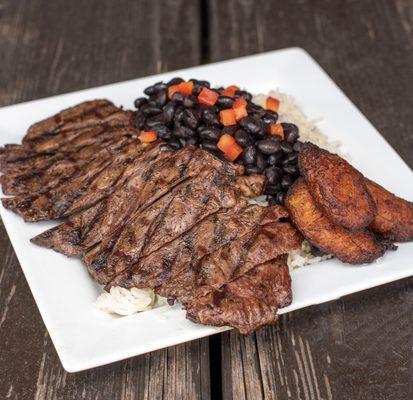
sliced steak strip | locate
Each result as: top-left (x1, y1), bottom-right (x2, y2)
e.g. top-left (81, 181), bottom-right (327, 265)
top-left (186, 257), bottom-right (291, 334)
top-left (1, 136), bottom-right (129, 195)
top-left (85, 168), bottom-right (262, 285)
top-left (108, 204), bottom-right (301, 333)
top-left (2, 139), bottom-right (146, 221)
top-left (0, 111), bottom-right (134, 167)
top-left (23, 99), bottom-right (118, 142)
top-left (31, 146), bottom-right (197, 255)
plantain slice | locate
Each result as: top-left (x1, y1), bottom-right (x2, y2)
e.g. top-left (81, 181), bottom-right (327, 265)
top-left (285, 178), bottom-right (385, 264)
top-left (298, 143), bottom-right (376, 231)
top-left (366, 179), bottom-right (413, 242)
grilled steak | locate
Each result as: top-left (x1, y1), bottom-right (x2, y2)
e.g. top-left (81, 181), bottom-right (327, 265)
top-left (1, 136), bottom-right (130, 195)
top-left (31, 146), bottom-right (198, 254)
top-left (2, 138), bottom-right (146, 221)
top-left (23, 99), bottom-right (119, 143)
top-left (0, 113), bottom-right (134, 169)
top-left (108, 204), bottom-right (302, 333)
top-left (1, 100), bottom-right (305, 333)
top-left (186, 257), bottom-right (292, 334)
top-left (84, 169), bottom-right (264, 285)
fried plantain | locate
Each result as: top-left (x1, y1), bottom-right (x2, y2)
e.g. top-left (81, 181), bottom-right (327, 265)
top-left (365, 179), bottom-right (413, 241)
top-left (285, 178), bottom-right (385, 264)
top-left (298, 143), bottom-right (376, 231)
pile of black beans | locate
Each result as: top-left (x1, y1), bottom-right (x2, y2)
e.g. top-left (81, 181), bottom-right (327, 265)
top-left (133, 77), bottom-right (302, 205)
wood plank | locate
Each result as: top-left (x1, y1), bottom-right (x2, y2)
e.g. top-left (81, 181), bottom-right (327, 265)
top-left (0, 1), bottom-right (210, 399)
top-left (208, 0), bottom-right (413, 398)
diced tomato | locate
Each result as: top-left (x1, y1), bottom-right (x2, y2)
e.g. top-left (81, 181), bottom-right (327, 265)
top-left (167, 81), bottom-right (195, 98)
top-left (140, 130), bottom-right (158, 143)
top-left (217, 134), bottom-right (243, 161)
top-left (178, 81), bottom-right (195, 95)
top-left (233, 97), bottom-right (248, 121)
top-left (198, 87), bottom-right (219, 106)
top-left (269, 123), bottom-right (284, 139)
top-left (168, 84), bottom-right (181, 99)
top-left (220, 85), bottom-right (240, 98)
top-left (266, 96), bottom-right (280, 112)
top-left (220, 109), bottom-right (237, 126)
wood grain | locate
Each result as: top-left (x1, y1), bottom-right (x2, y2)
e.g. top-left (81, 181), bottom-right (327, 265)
top-left (207, 0), bottom-right (413, 399)
top-left (0, 1), bottom-right (210, 400)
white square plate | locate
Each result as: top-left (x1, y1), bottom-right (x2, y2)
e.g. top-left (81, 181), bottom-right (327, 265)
top-left (1, 48), bottom-right (412, 372)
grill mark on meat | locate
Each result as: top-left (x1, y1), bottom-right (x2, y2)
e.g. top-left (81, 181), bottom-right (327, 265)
top-left (23, 99), bottom-right (118, 142)
top-left (0, 113), bottom-right (135, 168)
top-left (2, 139), bottom-right (144, 221)
top-left (31, 146), bottom-right (197, 254)
top-left (1, 137), bottom-right (130, 195)
top-left (82, 154), bottom-right (251, 284)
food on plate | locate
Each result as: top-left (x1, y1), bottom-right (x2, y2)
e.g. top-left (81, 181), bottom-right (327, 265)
top-left (107, 204), bottom-right (302, 334)
top-left (298, 142), bottom-right (376, 231)
top-left (1, 76), bottom-right (413, 333)
top-left (365, 179), bottom-right (413, 241)
top-left (285, 178), bottom-right (385, 264)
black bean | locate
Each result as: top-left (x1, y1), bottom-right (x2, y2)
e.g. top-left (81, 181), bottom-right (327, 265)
top-left (183, 109), bottom-right (199, 129)
top-left (283, 164), bottom-right (299, 175)
top-left (268, 197), bottom-right (278, 206)
top-left (222, 126), bottom-right (237, 136)
top-left (201, 140), bottom-right (219, 154)
top-left (154, 125), bottom-right (172, 140)
top-left (257, 139), bottom-right (281, 155)
top-left (141, 105), bottom-right (162, 117)
top-left (245, 166), bottom-right (262, 175)
top-left (166, 77), bottom-right (184, 87)
top-left (192, 85), bottom-right (203, 97)
top-left (199, 127), bottom-right (221, 141)
top-left (171, 92), bottom-right (185, 103)
top-left (234, 129), bottom-right (251, 148)
top-left (173, 106), bottom-right (185, 124)
top-left (247, 103), bottom-right (263, 113)
top-left (281, 174), bottom-right (294, 189)
top-left (262, 112), bottom-right (278, 125)
top-left (240, 116), bottom-right (262, 135)
top-left (235, 90), bottom-right (253, 101)
top-left (256, 152), bottom-right (267, 170)
top-left (185, 137), bottom-right (199, 146)
top-left (133, 111), bottom-right (146, 129)
top-left (167, 138), bottom-right (182, 149)
top-left (281, 123), bottom-right (299, 143)
top-left (134, 97), bottom-right (147, 109)
top-left (216, 96), bottom-right (235, 109)
top-left (145, 114), bottom-right (165, 128)
top-left (198, 80), bottom-right (210, 88)
top-left (265, 184), bottom-right (282, 195)
top-left (242, 145), bottom-right (257, 165)
top-left (280, 141), bottom-right (294, 154)
top-left (293, 141), bottom-right (304, 152)
top-left (264, 167), bottom-right (283, 185)
top-left (275, 191), bottom-right (286, 205)
top-left (202, 108), bottom-right (220, 126)
top-left (265, 109), bottom-right (278, 117)
top-left (173, 126), bottom-right (195, 139)
top-left (183, 94), bottom-right (197, 108)
top-left (144, 85), bottom-right (158, 96)
top-left (268, 151), bottom-right (283, 166)
top-left (154, 90), bottom-right (167, 108)
top-left (154, 82), bottom-right (167, 91)
top-left (282, 153), bottom-right (298, 165)
top-left (162, 102), bottom-right (175, 124)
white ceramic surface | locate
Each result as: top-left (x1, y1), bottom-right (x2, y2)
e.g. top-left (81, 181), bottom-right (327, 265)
top-left (0, 48), bottom-right (412, 372)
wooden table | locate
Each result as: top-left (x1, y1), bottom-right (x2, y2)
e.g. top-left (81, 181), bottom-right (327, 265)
top-left (0, 1), bottom-right (412, 399)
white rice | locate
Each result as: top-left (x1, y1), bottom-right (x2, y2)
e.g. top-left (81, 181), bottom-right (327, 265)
top-left (97, 90), bottom-right (338, 316)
